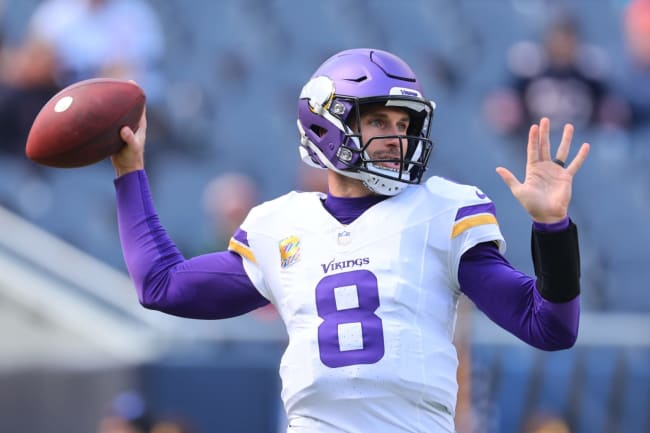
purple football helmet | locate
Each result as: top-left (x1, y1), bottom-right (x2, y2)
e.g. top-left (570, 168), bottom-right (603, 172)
top-left (297, 48), bottom-right (435, 195)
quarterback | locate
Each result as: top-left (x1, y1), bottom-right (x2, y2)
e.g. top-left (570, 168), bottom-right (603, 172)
top-left (112, 49), bottom-right (589, 433)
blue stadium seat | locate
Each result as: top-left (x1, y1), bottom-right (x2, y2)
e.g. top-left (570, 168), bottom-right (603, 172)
top-left (492, 346), bottom-right (536, 433)
top-left (618, 348), bottom-right (650, 433)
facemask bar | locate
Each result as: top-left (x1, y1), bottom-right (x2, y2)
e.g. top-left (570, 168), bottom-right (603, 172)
top-left (334, 95), bottom-right (434, 184)
top-left (338, 134), bottom-right (432, 184)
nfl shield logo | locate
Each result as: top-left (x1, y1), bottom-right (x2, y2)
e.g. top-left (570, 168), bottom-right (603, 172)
top-left (337, 230), bottom-right (351, 246)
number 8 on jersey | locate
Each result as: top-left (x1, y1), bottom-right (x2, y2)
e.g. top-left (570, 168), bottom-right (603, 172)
top-left (315, 269), bottom-right (385, 368)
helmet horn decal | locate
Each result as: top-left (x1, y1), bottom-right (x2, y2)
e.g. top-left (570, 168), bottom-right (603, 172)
top-left (300, 76), bottom-right (335, 114)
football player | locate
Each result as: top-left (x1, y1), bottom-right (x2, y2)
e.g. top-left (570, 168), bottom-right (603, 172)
top-left (113, 48), bottom-right (589, 433)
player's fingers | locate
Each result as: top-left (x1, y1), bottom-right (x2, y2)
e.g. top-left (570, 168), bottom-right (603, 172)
top-left (554, 123), bottom-right (574, 165)
top-left (566, 142), bottom-right (590, 176)
top-left (539, 117), bottom-right (551, 161)
top-left (138, 106), bottom-right (147, 131)
top-left (120, 126), bottom-right (135, 144)
top-left (496, 166), bottom-right (521, 190)
top-left (526, 123), bottom-right (540, 165)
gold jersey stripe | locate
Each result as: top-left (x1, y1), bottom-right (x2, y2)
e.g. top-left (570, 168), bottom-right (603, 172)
top-left (452, 214), bottom-right (498, 238)
top-left (228, 238), bottom-right (257, 264)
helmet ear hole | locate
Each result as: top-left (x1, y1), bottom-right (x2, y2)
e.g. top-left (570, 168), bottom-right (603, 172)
top-left (310, 125), bottom-right (327, 138)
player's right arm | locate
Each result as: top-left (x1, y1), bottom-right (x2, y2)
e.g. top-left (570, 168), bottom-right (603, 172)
top-left (114, 169), bottom-right (269, 319)
top-left (113, 107), bottom-right (268, 318)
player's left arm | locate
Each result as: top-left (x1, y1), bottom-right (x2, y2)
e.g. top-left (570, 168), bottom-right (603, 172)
top-left (462, 118), bottom-right (588, 350)
top-left (460, 238), bottom-right (579, 351)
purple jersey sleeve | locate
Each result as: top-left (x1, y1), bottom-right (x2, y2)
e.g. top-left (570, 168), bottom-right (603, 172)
top-left (532, 216), bottom-right (570, 232)
top-left (114, 170), bottom-right (268, 319)
top-left (459, 242), bottom-right (579, 350)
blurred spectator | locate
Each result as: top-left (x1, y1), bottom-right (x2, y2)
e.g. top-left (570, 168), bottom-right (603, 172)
top-left (150, 420), bottom-right (196, 433)
top-left (200, 171), bottom-right (259, 251)
top-left (0, 10), bottom-right (60, 219)
top-left (0, 30), bottom-right (61, 156)
top-left (201, 171), bottom-right (281, 323)
top-left (0, 0), bottom-right (166, 157)
top-left (25, 0), bottom-right (165, 102)
top-left (98, 390), bottom-right (155, 433)
top-left (202, 170), bottom-right (282, 322)
top-left (521, 412), bottom-right (571, 433)
top-left (483, 15), bottom-right (628, 142)
top-left (613, 0), bottom-right (650, 133)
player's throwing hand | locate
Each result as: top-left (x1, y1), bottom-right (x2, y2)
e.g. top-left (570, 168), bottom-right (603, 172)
top-left (111, 108), bottom-right (148, 178)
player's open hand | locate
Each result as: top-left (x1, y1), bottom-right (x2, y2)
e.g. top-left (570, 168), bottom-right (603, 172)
top-left (111, 107), bottom-right (147, 178)
top-left (495, 117), bottom-right (590, 223)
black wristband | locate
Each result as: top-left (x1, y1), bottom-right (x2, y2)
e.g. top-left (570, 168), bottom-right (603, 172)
top-left (531, 221), bottom-right (581, 303)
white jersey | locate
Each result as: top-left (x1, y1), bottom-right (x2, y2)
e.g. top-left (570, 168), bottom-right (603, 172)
top-left (228, 176), bottom-right (505, 433)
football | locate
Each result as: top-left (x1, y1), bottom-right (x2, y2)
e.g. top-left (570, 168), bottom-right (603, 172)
top-left (25, 78), bottom-right (146, 168)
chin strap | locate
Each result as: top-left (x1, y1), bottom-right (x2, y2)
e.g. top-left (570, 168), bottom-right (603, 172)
top-left (531, 221), bottom-right (581, 303)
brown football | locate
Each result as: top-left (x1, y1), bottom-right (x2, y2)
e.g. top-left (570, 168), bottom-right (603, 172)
top-left (25, 78), bottom-right (146, 168)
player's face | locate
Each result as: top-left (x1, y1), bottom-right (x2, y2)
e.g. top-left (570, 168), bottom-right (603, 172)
top-left (357, 106), bottom-right (410, 171)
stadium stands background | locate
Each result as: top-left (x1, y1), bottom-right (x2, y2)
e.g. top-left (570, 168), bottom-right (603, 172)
top-left (1, 1), bottom-right (649, 432)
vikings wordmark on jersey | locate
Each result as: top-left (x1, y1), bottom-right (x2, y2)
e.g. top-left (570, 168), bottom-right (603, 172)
top-left (228, 176), bottom-right (505, 433)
